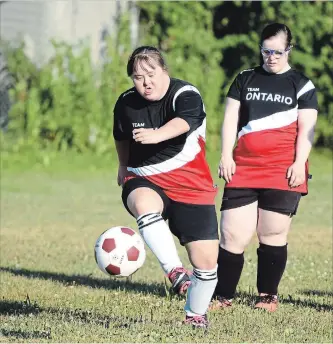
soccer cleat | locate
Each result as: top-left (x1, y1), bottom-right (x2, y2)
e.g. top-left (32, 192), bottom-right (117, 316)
top-left (167, 267), bottom-right (191, 295)
top-left (183, 314), bottom-right (209, 329)
top-left (254, 294), bottom-right (278, 312)
top-left (209, 296), bottom-right (233, 310)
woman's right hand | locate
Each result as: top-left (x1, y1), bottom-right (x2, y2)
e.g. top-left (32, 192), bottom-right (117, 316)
top-left (117, 165), bottom-right (131, 186)
top-left (218, 155), bottom-right (236, 183)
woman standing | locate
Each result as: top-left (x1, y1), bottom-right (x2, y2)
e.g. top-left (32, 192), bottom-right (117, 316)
top-left (212, 23), bottom-right (318, 312)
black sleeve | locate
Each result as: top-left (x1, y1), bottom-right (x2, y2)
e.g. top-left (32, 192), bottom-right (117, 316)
top-left (173, 91), bottom-right (205, 131)
top-left (298, 80), bottom-right (318, 110)
top-left (227, 73), bottom-right (243, 101)
top-left (113, 97), bottom-right (130, 141)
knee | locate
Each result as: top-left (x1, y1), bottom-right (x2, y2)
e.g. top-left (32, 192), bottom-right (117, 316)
top-left (127, 192), bottom-right (163, 218)
top-left (221, 230), bottom-right (250, 254)
top-left (129, 199), bottom-right (155, 218)
top-left (190, 245), bottom-right (218, 270)
top-left (194, 258), bottom-right (218, 270)
top-left (257, 211), bottom-right (291, 246)
top-left (257, 231), bottom-right (288, 246)
top-left (257, 224), bottom-right (289, 246)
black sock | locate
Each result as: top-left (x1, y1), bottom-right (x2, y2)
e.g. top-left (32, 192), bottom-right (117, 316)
top-left (257, 243), bottom-right (287, 295)
top-left (214, 247), bottom-right (244, 300)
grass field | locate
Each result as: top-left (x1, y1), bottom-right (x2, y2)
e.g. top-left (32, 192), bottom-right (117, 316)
top-left (1, 149), bottom-right (332, 343)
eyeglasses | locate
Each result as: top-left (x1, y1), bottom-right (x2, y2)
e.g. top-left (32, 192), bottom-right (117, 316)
top-left (260, 45), bottom-right (292, 58)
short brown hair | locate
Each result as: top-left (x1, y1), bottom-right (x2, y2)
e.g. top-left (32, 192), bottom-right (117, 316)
top-left (127, 46), bottom-right (168, 77)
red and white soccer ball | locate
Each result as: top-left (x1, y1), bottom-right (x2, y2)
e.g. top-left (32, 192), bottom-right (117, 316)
top-left (94, 226), bottom-right (146, 277)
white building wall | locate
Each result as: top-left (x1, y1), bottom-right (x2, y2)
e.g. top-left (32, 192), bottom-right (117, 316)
top-left (0, 1), bottom-right (49, 64)
top-left (0, 0), bottom-right (131, 65)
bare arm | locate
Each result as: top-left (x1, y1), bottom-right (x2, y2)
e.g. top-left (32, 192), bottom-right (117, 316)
top-left (156, 117), bottom-right (190, 141)
top-left (221, 98), bottom-right (241, 158)
top-left (133, 118), bottom-right (190, 144)
top-left (219, 98), bottom-right (240, 182)
top-left (295, 109), bottom-right (318, 164)
top-left (287, 108), bottom-right (318, 187)
top-left (115, 140), bottom-right (131, 186)
top-left (115, 139), bottom-right (130, 166)
top-left (133, 90), bottom-right (203, 144)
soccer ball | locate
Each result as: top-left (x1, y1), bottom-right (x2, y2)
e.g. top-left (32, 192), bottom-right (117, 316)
top-left (94, 226), bottom-right (146, 277)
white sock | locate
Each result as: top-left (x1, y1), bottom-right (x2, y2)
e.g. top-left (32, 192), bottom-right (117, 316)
top-left (184, 266), bottom-right (218, 316)
top-left (137, 212), bottom-right (183, 274)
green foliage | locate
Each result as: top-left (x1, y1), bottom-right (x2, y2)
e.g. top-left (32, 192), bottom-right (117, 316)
top-left (138, 1), bottom-right (225, 149)
top-left (1, 16), bottom-right (133, 156)
top-left (1, 2), bottom-right (332, 155)
top-left (1, 40), bottom-right (39, 82)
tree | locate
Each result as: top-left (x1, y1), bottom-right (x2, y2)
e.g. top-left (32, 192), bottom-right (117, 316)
top-left (137, 1), bottom-right (225, 149)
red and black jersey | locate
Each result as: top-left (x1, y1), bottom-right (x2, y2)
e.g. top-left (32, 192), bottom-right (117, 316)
top-left (113, 78), bottom-right (217, 205)
top-left (226, 66), bottom-right (318, 194)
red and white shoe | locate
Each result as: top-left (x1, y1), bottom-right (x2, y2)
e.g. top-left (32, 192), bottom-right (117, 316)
top-left (183, 314), bottom-right (209, 329)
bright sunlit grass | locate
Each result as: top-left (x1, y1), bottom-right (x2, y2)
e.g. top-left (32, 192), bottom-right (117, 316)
top-left (0, 149), bottom-right (332, 342)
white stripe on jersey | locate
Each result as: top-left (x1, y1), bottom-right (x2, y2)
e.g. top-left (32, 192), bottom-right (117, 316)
top-left (297, 80), bottom-right (315, 99)
top-left (128, 119), bottom-right (206, 176)
top-left (240, 68), bottom-right (254, 74)
top-left (172, 85), bottom-right (206, 112)
top-left (238, 106), bottom-right (298, 138)
top-left (122, 90), bottom-right (135, 98)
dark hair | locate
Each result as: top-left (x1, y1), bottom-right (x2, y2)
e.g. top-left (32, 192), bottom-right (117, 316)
top-left (260, 23), bottom-right (292, 47)
top-left (127, 46), bottom-right (168, 77)
top-left (259, 23), bottom-right (293, 64)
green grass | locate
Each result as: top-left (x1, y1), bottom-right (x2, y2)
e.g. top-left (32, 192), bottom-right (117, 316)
top-left (0, 149), bottom-right (332, 343)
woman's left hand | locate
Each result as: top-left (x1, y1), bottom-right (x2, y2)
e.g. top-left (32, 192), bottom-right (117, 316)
top-left (133, 128), bottom-right (161, 144)
top-left (287, 162), bottom-right (306, 188)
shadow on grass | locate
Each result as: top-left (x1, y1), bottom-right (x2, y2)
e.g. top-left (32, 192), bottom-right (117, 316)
top-left (0, 300), bottom-right (51, 340)
top-left (0, 266), bottom-right (167, 297)
top-left (0, 329), bottom-right (51, 340)
top-left (300, 289), bottom-right (333, 297)
top-left (235, 291), bottom-right (333, 312)
top-left (0, 299), bottom-right (41, 316)
top-left (0, 298), bottom-right (174, 339)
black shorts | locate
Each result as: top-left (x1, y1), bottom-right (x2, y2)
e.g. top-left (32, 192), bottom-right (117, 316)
top-left (220, 188), bottom-right (302, 216)
top-left (122, 178), bottom-right (218, 246)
